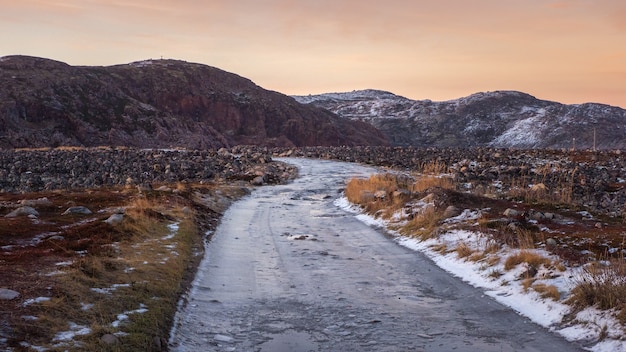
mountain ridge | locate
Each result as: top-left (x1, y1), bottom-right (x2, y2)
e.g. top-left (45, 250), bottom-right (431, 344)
top-left (0, 56), bottom-right (388, 149)
top-left (293, 89), bottom-right (626, 149)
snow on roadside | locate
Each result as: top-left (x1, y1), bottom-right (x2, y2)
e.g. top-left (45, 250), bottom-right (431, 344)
top-left (335, 196), bottom-right (626, 352)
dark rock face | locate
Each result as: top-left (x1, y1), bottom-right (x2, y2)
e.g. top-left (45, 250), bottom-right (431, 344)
top-left (293, 90), bottom-right (626, 150)
top-left (0, 56), bottom-right (388, 149)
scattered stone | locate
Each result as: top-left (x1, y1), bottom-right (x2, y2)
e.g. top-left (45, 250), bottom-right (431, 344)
top-left (101, 334), bottom-right (119, 345)
top-left (20, 198), bottom-right (52, 207)
top-left (153, 336), bottom-right (168, 350)
top-left (0, 288), bottom-right (20, 300)
top-left (546, 238), bottom-right (557, 247)
top-left (250, 176), bottom-right (264, 186)
top-left (443, 205), bottom-right (462, 218)
top-left (595, 222), bottom-right (603, 229)
top-left (523, 265), bottom-right (538, 278)
top-left (62, 206), bottom-right (92, 215)
top-left (503, 208), bottom-right (521, 218)
top-left (5, 206), bottom-right (39, 218)
top-left (105, 213), bottom-right (124, 225)
top-left (374, 190), bottom-right (387, 199)
top-left (392, 189), bottom-right (411, 199)
top-left (528, 210), bottom-right (546, 221)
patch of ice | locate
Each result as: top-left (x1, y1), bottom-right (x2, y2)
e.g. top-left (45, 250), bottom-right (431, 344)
top-left (91, 283), bottom-right (130, 294)
top-left (112, 304), bottom-right (148, 328)
top-left (53, 322), bottom-right (91, 341)
top-left (443, 209), bottom-right (481, 224)
top-left (23, 297), bottom-right (51, 306)
top-left (163, 222), bottom-right (180, 240)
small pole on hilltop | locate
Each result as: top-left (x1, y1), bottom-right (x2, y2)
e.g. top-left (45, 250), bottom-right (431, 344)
top-left (593, 127), bottom-right (597, 151)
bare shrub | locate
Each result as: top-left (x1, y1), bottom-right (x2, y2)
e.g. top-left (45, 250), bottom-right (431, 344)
top-left (567, 259), bottom-right (626, 314)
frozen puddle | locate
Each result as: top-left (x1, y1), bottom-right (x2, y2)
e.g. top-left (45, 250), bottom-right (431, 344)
top-left (259, 331), bottom-right (318, 352)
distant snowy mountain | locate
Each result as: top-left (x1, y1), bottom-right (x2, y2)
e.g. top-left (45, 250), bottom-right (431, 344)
top-left (293, 90), bottom-right (626, 149)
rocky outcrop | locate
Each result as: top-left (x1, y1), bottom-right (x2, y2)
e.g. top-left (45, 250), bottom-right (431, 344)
top-left (0, 56), bottom-right (388, 149)
top-left (293, 90), bottom-right (626, 150)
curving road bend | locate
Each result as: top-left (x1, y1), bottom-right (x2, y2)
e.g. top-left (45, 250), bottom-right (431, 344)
top-left (169, 158), bottom-right (583, 352)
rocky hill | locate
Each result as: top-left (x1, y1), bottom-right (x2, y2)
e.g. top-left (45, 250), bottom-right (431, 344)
top-left (0, 56), bottom-right (388, 149)
top-left (293, 90), bottom-right (626, 150)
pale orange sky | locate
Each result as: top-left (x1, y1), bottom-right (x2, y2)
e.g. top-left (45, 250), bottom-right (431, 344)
top-left (1, 0), bottom-right (626, 107)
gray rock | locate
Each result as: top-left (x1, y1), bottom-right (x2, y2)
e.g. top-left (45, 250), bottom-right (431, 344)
top-left (250, 176), bottom-right (264, 186)
top-left (105, 213), bottom-right (124, 225)
top-left (101, 334), bottom-right (119, 345)
top-left (5, 206), bottom-right (39, 218)
top-left (20, 197), bottom-right (52, 207)
top-left (62, 206), bottom-right (92, 215)
top-left (374, 190), bottom-right (387, 199)
top-left (528, 210), bottom-right (546, 221)
top-left (546, 238), bottom-right (557, 247)
top-left (443, 205), bottom-right (462, 218)
top-left (503, 208), bottom-right (521, 218)
top-left (0, 288), bottom-right (20, 300)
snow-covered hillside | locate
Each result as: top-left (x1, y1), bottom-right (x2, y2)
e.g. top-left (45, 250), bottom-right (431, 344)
top-left (293, 90), bottom-right (626, 150)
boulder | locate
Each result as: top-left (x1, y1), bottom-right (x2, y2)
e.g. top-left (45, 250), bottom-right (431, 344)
top-left (105, 213), bottom-right (124, 225)
top-left (0, 288), bottom-right (20, 300)
top-left (101, 334), bottom-right (119, 345)
top-left (250, 176), bottom-right (264, 186)
top-left (443, 205), bottom-right (462, 218)
top-left (503, 208), bottom-right (522, 218)
top-left (62, 206), bottom-right (92, 215)
top-left (5, 206), bottom-right (39, 218)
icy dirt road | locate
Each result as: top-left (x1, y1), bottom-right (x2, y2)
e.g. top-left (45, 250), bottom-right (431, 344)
top-left (169, 158), bottom-right (583, 352)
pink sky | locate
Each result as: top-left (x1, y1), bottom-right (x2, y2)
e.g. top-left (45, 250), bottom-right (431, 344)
top-left (2, 0), bottom-right (626, 107)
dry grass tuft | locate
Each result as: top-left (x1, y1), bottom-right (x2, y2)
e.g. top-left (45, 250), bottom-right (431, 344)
top-left (567, 259), bottom-right (626, 317)
top-left (345, 174), bottom-right (408, 215)
top-left (516, 228), bottom-right (536, 249)
top-left (401, 205), bottom-right (444, 240)
top-left (430, 243), bottom-right (448, 254)
top-left (521, 277), bottom-right (535, 291)
top-left (487, 255), bottom-right (501, 267)
top-left (455, 242), bottom-right (474, 259)
top-left (504, 251), bottom-right (551, 271)
top-left (488, 269), bottom-right (503, 279)
top-left (469, 251), bottom-right (487, 262)
top-left (532, 283), bottom-right (561, 300)
top-left (410, 176), bottom-right (455, 193)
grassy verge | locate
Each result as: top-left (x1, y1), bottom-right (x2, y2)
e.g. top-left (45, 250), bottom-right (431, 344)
top-left (4, 184), bottom-right (248, 351)
top-left (343, 170), bottom-right (626, 327)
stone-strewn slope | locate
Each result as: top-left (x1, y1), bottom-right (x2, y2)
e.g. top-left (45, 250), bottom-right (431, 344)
top-left (0, 147), bottom-right (295, 193)
top-left (293, 90), bottom-right (626, 149)
top-left (0, 56), bottom-right (388, 148)
top-left (271, 146), bottom-right (626, 217)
